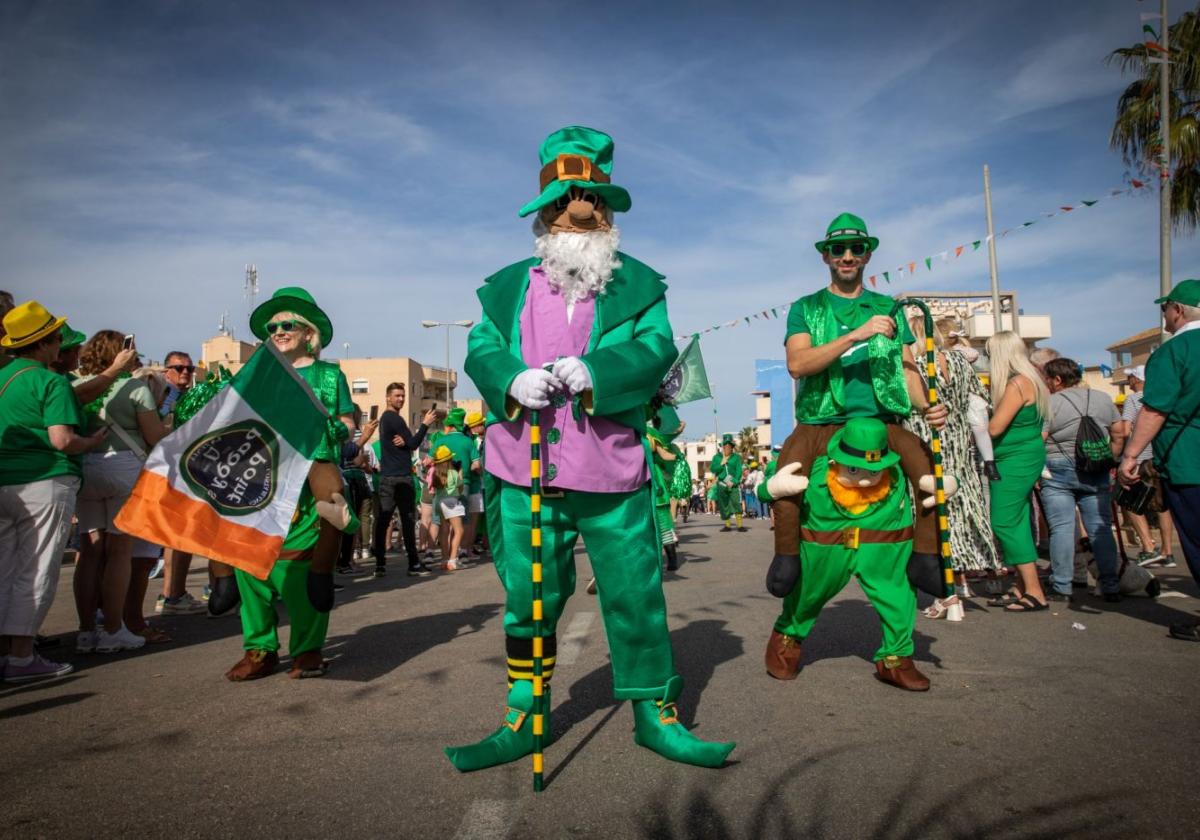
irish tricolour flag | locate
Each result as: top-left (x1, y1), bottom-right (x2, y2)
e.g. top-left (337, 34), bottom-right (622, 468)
top-left (115, 342), bottom-right (328, 579)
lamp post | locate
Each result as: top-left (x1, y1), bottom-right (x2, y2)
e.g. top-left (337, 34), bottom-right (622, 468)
top-left (421, 319), bottom-right (474, 409)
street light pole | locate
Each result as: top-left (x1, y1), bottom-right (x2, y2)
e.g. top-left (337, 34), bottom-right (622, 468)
top-left (1159, 0), bottom-right (1173, 312)
top-left (421, 319), bottom-right (474, 410)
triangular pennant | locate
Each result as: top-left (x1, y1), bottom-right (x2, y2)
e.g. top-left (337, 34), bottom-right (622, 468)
top-left (1001, 229), bottom-right (1011, 237)
top-left (908, 262), bottom-right (916, 274)
top-left (1081, 200), bottom-right (1097, 206)
top-left (939, 251), bottom-right (948, 261)
top-left (771, 307), bottom-right (777, 318)
top-left (1060, 206), bottom-right (1074, 212)
top-left (1145, 41), bottom-right (1167, 53)
top-left (1143, 24), bottom-right (1160, 39)
top-left (972, 240), bottom-right (981, 250)
top-left (883, 271), bottom-right (890, 283)
top-left (924, 257), bottom-right (932, 270)
top-left (1022, 221), bottom-right (1035, 227)
top-left (868, 275), bottom-right (877, 288)
top-left (1131, 179), bottom-right (1146, 188)
top-left (955, 245), bottom-right (964, 258)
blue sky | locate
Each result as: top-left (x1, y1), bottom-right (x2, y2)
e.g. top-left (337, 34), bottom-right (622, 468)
top-left (4, 0), bottom-right (1194, 435)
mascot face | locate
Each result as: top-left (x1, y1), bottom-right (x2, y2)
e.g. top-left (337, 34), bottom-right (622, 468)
top-left (832, 461), bottom-right (885, 489)
top-left (540, 187), bottom-right (612, 235)
top-left (534, 187), bottom-right (621, 306)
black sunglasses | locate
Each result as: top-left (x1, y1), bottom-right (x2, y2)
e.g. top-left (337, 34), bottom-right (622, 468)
top-left (266, 320), bottom-right (303, 334)
top-left (553, 188), bottom-right (605, 212)
top-left (824, 241), bottom-right (870, 257)
top-left (167, 364), bottom-right (195, 374)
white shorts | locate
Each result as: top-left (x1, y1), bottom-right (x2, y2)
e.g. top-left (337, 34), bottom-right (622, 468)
top-left (76, 450), bottom-right (143, 534)
top-left (467, 492), bottom-right (484, 514)
top-left (438, 496), bottom-right (466, 520)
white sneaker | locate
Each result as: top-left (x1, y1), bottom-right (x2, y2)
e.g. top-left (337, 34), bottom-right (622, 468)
top-left (95, 625), bottom-right (147, 653)
top-left (159, 593), bottom-right (207, 615)
top-left (76, 630), bottom-right (98, 654)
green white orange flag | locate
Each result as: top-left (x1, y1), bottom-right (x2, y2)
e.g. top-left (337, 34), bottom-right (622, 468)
top-left (114, 342), bottom-right (328, 579)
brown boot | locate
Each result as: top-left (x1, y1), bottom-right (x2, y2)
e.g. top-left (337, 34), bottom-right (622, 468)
top-left (225, 649), bottom-right (279, 682)
top-left (874, 655), bottom-right (930, 691)
top-left (765, 630), bottom-right (803, 680)
top-left (288, 650), bottom-right (328, 679)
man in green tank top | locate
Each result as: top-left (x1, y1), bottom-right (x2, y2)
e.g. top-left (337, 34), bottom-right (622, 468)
top-left (760, 214), bottom-right (950, 679)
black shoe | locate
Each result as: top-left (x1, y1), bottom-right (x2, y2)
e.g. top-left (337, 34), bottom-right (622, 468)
top-left (407, 566), bottom-right (433, 577)
top-left (1102, 592), bottom-right (1122, 603)
top-left (720, 526), bottom-right (732, 532)
top-left (983, 461), bottom-right (1001, 481)
top-left (374, 565), bottom-right (387, 578)
top-left (1168, 622), bottom-right (1200, 642)
top-left (337, 565), bottom-right (367, 577)
top-left (1046, 591), bottom-right (1073, 603)
top-left (737, 526), bottom-right (749, 532)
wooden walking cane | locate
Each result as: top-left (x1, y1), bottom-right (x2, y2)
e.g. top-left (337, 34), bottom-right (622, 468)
top-left (529, 407), bottom-right (545, 792)
top-left (894, 298), bottom-right (955, 605)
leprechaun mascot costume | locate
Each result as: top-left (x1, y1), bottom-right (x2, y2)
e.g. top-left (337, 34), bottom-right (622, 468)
top-left (710, 434), bottom-right (745, 531)
top-left (766, 418), bottom-right (930, 691)
top-left (445, 126), bottom-right (734, 772)
top-left (222, 287), bottom-right (360, 680)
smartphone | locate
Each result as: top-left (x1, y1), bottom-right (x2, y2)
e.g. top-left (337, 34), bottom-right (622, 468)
top-left (431, 403), bottom-right (437, 411)
top-left (122, 334), bottom-right (135, 350)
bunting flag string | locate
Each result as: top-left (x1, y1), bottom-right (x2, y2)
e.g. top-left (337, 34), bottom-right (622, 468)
top-left (673, 179), bottom-right (1150, 340)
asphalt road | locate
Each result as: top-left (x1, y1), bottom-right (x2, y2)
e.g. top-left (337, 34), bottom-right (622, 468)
top-left (4, 514), bottom-right (1199, 840)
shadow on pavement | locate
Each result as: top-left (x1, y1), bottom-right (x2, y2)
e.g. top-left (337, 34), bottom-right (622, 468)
top-left (795, 598), bottom-right (942, 670)
top-left (322, 602), bottom-right (501, 682)
top-left (0, 691), bottom-right (96, 720)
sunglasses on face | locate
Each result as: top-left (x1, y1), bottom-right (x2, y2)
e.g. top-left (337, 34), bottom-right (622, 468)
top-left (552, 188), bottom-right (605, 213)
top-left (824, 241), bottom-right (871, 258)
top-left (167, 365), bottom-right (195, 374)
top-left (266, 320), bottom-right (303, 335)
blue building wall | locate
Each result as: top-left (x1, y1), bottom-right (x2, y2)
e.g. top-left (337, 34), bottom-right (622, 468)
top-left (754, 359), bottom-right (795, 447)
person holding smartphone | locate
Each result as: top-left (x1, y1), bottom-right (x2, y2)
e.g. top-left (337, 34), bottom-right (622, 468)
top-left (373, 382), bottom-right (436, 577)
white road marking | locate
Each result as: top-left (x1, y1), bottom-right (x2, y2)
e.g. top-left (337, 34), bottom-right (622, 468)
top-left (453, 799), bottom-right (514, 840)
top-left (556, 611), bottom-right (596, 665)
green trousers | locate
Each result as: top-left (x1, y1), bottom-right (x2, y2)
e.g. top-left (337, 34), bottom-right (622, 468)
top-left (716, 484), bottom-right (740, 519)
top-left (774, 543), bottom-right (916, 660)
top-left (235, 558), bottom-right (328, 657)
top-left (491, 478), bottom-right (676, 699)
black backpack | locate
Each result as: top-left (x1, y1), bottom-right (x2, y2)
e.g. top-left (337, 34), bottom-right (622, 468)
top-left (1062, 392), bottom-right (1116, 474)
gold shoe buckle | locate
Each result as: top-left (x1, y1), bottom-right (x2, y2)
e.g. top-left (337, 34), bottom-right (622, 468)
top-left (882, 655), bottom-right (901, 670)
top-left (503, 707), bottom-right (528, 732)
top-left (657, 702), bottom-right (679, 725)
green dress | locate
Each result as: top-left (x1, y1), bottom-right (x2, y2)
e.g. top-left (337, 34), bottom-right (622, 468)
top-left (989, 403), bottom-right (1045, 567)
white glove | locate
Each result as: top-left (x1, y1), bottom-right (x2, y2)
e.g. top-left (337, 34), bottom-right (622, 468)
top-left (766, 462), bottom-right (809, 499)
top-left (315, 492), bottom-right (353, 530)
top-left (917, 474), bottom-right (959, 508)
top-left (508, 368), bottom-right (562, 409)
top-left (723, 477), bottom-right (735, 488)
top-left (551, 356), bottom-right (592, 395)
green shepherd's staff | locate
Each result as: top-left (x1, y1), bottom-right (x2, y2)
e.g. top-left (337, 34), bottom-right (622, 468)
top-left (529, 407), bottom-right (546, 792)
top-left (893, 297), bottom-right (954, 603)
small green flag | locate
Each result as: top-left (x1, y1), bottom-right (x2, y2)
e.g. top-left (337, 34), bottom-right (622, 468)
top-left (1022, 221), bottom-right (1035, 227)
top-left (883, 271), bottom-right (890, 283)
top-left (972, 240), bottom-right (982, 250)
top-left (660, 336), bottom-right (712, 405)
top-left (924, 257), bottom-right (932, 271)
top-left (1081, 200), bottom-right (1097, 206)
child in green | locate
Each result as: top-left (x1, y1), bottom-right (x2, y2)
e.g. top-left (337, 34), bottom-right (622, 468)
top-left (431, 444), bottom-right (466, 570)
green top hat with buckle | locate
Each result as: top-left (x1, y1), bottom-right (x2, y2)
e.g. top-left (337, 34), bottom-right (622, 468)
top-left (445, 407), bottom-right (466, 429)
top-left (720, 433), bottom-right (735, 448)
top-left (1156, 278), bottom-right (1200, 307)
top-left (828, 417), bottom-right (899, 471)
top-left (814, 212), bottom-right (879, 254)
top-left (59, 324), bottom-right (87, 350)
top-left (518, 126), bottom-right (632, 218)
top-left (250, 286), bottom-right (333, 349)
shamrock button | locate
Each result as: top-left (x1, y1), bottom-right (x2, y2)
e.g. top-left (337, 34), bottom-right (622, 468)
top-left (547, 428), bottom-right (561, 444)
top-left (547, 463), bottom-right (558, 481)
top-left (552, 393), bottom-right (568, 408)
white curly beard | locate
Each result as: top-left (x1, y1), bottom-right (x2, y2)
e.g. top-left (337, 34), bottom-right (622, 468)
top-left (532, 225), bottom-right (622, 305)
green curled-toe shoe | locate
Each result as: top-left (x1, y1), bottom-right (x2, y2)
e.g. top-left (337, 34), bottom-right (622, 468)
top-left (444, 681), bottom-right (551, 772)
top-left (631, 678), bottom-right (734, 768)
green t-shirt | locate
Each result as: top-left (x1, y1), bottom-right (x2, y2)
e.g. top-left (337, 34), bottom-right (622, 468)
top-left (77, 374), bottom-right (157, 453)
top-left (0, 358), bottom-right (85, 486)
top-left (433, 430), bottom-right (478, 493)
top-left (1142, 327), bottom-right (1200, 484)
top-left (785, 290), bottom-right (914, 423)
top-left (369, 440), bottom-right (382, 492)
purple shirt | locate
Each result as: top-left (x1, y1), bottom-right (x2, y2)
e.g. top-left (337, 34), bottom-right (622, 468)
top-left (484, 267), bottom-right (649, 492)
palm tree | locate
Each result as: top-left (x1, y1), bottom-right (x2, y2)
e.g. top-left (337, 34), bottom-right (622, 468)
top-left (1108, 6), bottom-right (1200, 230)
top-left (737, 425), bottom-right (758, 463)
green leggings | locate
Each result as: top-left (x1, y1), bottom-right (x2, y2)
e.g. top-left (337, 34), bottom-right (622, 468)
top-left (235, 559), bottom-right (328, 657)
top-left (490, 478), bottom-right (676, 699)
top-left (716, 484), bottom-right (740, 519)
top-left (774, 544), bottom-right (916, 661)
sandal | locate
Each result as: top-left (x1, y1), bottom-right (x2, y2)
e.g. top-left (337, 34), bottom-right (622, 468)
top-left (134, 625), bottom-right (173, 644)
top-left (921, 597), bottom-right (961, 619)
top-left (1005, 594), bottom-right (1048, 613)
top-left (987, 590), bottom-right (1022, 607)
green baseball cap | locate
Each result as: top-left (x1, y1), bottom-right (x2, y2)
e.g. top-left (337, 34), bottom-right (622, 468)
top-left (250, 287), bottom-right (333, 349)
top-left (59, 323), bottom-right (87, 350)
top-left (1155, 278), bottom-right (1200, 308)
top-left (814, 212), bottom-right (879, 254)
top-left (827, 418), bottom-right (899, 471)
top-left (518, 126), bottom-right (632, 218)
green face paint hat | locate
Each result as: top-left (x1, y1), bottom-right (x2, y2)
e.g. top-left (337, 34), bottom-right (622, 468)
top-left (250, 286), bottom-right (333, 349)
top-left (828, 417), bottom-right (899, 471)
top-left (814, 212), bottom-right (879, 254)
top-left (445, 407), bottom-right (466, 429)
top-left (518, 125), bottom-right (632, 218)
top-left (59, 324), bottom-right (87, 350)
top-left (1155, 278), bottom-right (1200, 307)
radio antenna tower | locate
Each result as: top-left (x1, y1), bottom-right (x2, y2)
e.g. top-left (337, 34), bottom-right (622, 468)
top-left (244, 264), bottom-right (259, 328)
top-left (217, 311), bottom-right (231, 337)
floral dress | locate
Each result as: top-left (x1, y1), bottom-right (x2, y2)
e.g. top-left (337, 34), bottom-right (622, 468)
top-left (903, 349), bottom-right (999, 572)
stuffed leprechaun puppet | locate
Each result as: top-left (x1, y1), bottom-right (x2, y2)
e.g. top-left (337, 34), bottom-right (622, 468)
top-left (764, 418), bottom-right (932, 691)
top-left (445, 126), bottom-right (734, 773)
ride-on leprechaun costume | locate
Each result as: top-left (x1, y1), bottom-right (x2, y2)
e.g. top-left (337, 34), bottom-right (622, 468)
top-left (710, 434), bottom-right (745, 531)
top-left (766, 418), bottom-right (930, 691)
top-left (225, 287), bottom-right (360, 681)
top-left (445, 126), bottom-right (734, 772)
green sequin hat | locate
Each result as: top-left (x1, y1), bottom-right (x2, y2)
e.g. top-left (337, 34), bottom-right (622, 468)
top-left (250, 287), bottom-right (333, 348)
top-left (720, 433), bottom-right (735, 447)
top-left (518, 126), bottom-right (632, 218)
top-left (59, 324), bottom-right (87, 350)
top-left (828, 417), bottom-right (899, 471)
top-left (814, 212), bottom-right (879, 254)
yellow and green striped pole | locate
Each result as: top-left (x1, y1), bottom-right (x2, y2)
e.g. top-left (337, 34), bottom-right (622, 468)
top-left (529, 407), bottom-right (546, 792)
top-left (895, 298), bottom-right (954, 600)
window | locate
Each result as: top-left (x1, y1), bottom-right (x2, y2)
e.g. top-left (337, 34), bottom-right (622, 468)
top-left (351, 378), bottom-right (369, 394)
